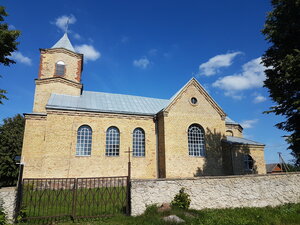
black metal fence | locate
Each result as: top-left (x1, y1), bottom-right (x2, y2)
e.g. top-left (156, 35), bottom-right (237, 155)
top-left (18, 176), bottom-right (130, 222)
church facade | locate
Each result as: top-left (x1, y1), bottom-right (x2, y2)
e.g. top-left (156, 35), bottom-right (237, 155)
top-left (21, 34), bottom-right (266, 179)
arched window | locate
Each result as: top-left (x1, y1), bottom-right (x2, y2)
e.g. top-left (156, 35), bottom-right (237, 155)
top-left (106, 126), bottom-right (120, 156)
top-left (133, 128), bottom-right (145, 157)
top-left (76, 125), bottom-right (92, 156)
top-left (244, 154), bottom-right (254, 171)
top-left (188, 124), bottom-right (205, 157)
top-left (226, 130), bottom-right (234, 136)
top-left (55, 61), bottom-right (65, 76)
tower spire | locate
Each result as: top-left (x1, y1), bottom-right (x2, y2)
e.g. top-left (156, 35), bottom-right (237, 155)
top-left (51, 32), bottom-right (75, 52)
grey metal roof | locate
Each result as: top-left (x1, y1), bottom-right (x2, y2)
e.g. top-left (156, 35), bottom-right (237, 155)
top-left (47, 91), bottom-right (170, 116)
top-left (52, 33), bottom-right (75, 52)
top-left (224, 136), bottom-right (265, 146)
top-left (225, 116), bottom-right (239, 125)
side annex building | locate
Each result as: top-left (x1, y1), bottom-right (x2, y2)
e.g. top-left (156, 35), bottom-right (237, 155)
top-left (21, 34), bottom-right (266, 179)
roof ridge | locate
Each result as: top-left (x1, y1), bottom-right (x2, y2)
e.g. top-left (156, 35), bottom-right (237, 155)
top-left (83, 90), bottom-right (169, 101)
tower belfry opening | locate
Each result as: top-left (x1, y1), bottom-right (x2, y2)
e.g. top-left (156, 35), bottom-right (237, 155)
top-left (33, 33), bottom-right (83, 113)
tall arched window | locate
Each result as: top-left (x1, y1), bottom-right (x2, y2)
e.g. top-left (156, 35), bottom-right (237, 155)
top-left (55, 61), bottom-right (65, 76)
top-left (188, 124), bottom-right (205, 157)
top-left (106, 126), bottom-right (120, 156)
top-left (76, 125), bottom-right (92, 156)
top-left (244, 154), bottom-right (254, 171)
top-left (133, 128), bottom-right (145, 157)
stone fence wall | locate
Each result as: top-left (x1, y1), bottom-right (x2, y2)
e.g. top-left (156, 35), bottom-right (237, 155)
top-left (0, 187), bottom-right (16, 223)
top-left (131, 173), bottom-right (300, 216)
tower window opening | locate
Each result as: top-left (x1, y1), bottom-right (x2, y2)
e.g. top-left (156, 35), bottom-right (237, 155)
top-left (55, 61), bottom-right (65, 76)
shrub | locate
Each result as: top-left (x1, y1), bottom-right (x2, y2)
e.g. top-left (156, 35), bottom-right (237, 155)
top-left (0, 200), bottom-right (6, 225)
top-left (171, 188), bottom-right (191, 209)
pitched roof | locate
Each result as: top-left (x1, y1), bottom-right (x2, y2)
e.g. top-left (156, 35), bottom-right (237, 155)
top-left (224, 136), bottom-right (265, 146)
top-left (225, 117), bottom-right (239, 125)
top-left (266, 163), bottom-right (282, 173)
top-left (164, 78), bottom-right (226, 117)
top-left (46, 78), bottom-right (239, 122)
top-left (51, 33), bottom-right (75, 52)
top-left (47, 91), bottom-right (169, 116)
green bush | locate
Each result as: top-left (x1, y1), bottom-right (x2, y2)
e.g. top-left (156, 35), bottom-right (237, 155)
top-left (0, 201), bottom-right (6, 225)
top-left (171, 188), bottom-right (191, 209)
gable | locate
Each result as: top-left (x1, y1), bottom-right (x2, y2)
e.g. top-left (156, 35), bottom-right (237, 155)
top-left (163, 78), bottom-right (226, 118)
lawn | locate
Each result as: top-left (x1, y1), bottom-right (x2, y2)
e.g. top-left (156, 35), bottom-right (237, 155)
top-left (20, 203), bottom-right (300, 225)
top-left (20, 185), bottom-right (128, 221)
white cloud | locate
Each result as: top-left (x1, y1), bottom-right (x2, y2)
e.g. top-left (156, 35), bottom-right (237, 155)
top-left (73, 33), bottom-right (81, 40)
top-left (53, 14), bottom-right (76, 32)
top-left (148, 49), bottom-right (158, 56)
top-left (11, 52), bottom-right (32, 65)
top-left (74, 44), bottom-right (101, 61)
top-left (199, 51), bottom-right (242, 76)
top-left (212, 57), bottom-right (266, 98)
top-left (240, 119), bottom-right (258, 129)
top-left (253, 94), bottom-right (267, 103)
top-left (133, 57), bottom-right (150, 69)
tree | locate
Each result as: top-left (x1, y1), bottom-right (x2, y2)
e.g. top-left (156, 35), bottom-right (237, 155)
top-left (0, 6), bottom-right (21, 104)
top-left (0, 114), bottom-right (25, 187)
top-left (262, 0), bottom-right (300, 165)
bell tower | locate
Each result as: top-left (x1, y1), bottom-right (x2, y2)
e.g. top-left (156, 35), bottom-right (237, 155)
top-left (33, 33), bottom-right (83, 113)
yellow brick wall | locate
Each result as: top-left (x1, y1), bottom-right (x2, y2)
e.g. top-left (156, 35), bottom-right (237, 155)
top-left (222, 142), bottom-right (266, 175)
top-left (225, 124), bottom-right (243, 137)
top-left (21, 116), bottom-right (47, 178)
top-left (22, 112), bottom-right (157, 179)
top-left (162, 83), bottom-right (226, 178)
top-left (39, 49), bottom-right (82, 83)
top-left (33, 79), bottom-right (82, 113)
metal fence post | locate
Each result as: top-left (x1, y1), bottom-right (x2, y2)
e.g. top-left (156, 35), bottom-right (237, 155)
top-left (14, 163), bottom-right (24, 222)
top-left (71, 178), bottom-right (77, 220)
top-left (126, 161), bottom-right (131, 216)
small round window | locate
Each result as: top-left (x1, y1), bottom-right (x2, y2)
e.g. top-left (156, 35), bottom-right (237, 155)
top-left (191, 97), bottom-right (198, 105)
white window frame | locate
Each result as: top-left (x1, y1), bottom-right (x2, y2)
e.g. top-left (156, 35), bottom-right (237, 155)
top-left (76, 125), bottom-right (92, 156)
top-left (106, 126), bottom-right (120, 156)
top-left (132, 128), bottom-right (145, 157)
top-left (188, 124), bottom-right (205, 157)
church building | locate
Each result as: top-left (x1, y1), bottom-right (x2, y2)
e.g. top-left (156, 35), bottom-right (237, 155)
top-left (21, 34), bottom-right (266, 179)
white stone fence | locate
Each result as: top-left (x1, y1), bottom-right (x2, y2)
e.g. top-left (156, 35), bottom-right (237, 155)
top-left (131, 173), bottom-right (300, 216)
top-left (1, 173), bottom-right (300, 220)
top-left (0, 187), bottom-right (16, 223)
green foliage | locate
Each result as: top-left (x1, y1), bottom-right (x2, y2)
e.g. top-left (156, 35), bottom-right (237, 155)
top-left (261, 0), bottom-right (300, 165)
top-left (0, 6), bottom-right (20, 66)
top-left (0, 6), bottom-right (21, 104)
top-left (19, 203), bottom-right (300, 225)
top-left (16, 207), bottom-right (27, 223)
top-left (287, 163), bottom-right (300, 172)
top-left (171, 188), bottom-right (191, 209)
top-left (0, 114), bottom-right (25, 187)
top-left (0, 200), bottom-right (6, 225)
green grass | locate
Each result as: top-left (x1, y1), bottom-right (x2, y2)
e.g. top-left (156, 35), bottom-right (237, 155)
top-left (21, 186), bottom-right (127, 222)
top-left (20, 203), bottom-right (300, 225)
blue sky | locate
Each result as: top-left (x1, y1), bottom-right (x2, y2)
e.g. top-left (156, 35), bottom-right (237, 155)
top-left (0, 0), bottom-right (293, 163)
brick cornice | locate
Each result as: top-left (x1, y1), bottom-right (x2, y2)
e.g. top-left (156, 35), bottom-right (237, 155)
top-left (40, 48), bottom-right (83, 59)
top-left (24, 113), bottom-right (47, 120)
top-left (35, 77), bottom-right (83, 89)
top-left (46, 109), bottom-right (154, 120)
